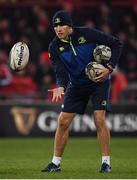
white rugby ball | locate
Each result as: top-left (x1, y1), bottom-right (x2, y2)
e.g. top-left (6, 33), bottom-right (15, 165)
top-left (93, 45), bottom-right (111, 64)
top-left (9, 42), bottom-right (29, 71)
top-left (85, 62), bottom-right (105, 82)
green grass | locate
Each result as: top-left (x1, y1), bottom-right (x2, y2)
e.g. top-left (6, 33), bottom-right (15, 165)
top-left (0, 137), bottom-right (137, 179)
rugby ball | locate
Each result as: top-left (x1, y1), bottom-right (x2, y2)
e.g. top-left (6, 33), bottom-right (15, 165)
top-left (93, 45), bottom-right (111, 64)
top-left (85, 62), bottom-right (105, 82)
top-left (9, 42), bottom-right (29, 71)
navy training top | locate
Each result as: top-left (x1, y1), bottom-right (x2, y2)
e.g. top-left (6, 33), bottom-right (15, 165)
top-left (49, 27), bottom-right (123, 89)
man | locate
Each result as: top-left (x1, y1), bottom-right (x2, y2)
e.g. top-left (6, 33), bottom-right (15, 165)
top-left (41, 10), bottom-right (123, 173)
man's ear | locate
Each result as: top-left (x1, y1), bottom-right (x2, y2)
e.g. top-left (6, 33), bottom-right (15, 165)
top-left (69, 27), bottom-right (73, 34)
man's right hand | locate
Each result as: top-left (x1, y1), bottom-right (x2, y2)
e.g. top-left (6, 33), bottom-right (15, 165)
top-left (48, 87), bottom-right (65, 102)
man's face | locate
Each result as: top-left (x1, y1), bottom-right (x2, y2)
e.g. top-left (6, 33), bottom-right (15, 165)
top-left (54, 25), bottom-right (71, 39)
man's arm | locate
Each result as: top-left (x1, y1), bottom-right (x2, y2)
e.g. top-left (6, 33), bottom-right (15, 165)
top-left (86, 27), bottom-right (124, 68)
top-left (48, 43), bottom-right (69, 102)
top-left (48, 43), bottom-right (69, 90)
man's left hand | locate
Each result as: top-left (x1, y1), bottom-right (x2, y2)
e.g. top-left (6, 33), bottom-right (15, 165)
top-left (93, 68), bottom-right (110, 82)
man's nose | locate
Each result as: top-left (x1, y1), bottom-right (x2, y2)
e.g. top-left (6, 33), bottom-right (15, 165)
top-left (56, 25), bottom-right (62, 31)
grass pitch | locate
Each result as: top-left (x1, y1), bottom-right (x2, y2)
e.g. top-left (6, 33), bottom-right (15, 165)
top-left (0, 137), bottom-right (137, 179)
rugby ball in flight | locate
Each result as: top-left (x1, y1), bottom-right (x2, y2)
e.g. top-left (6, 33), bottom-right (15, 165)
top-left (9, 42), bottom-right (29, 71)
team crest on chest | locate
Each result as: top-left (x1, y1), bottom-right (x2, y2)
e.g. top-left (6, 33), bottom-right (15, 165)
top-left (78, 36), bottom-right (86, 44)
top-left (59, 47), bottom-right (65, 52)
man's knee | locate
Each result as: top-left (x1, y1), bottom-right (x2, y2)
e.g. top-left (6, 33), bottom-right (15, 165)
top-left (58, 112), bottom-right (75, 130)
top-left (93, 110), bottom-right (107, 130)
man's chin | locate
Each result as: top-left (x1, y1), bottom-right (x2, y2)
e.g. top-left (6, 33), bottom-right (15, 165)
top-left (58, 36), bottom-right (65, 39)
